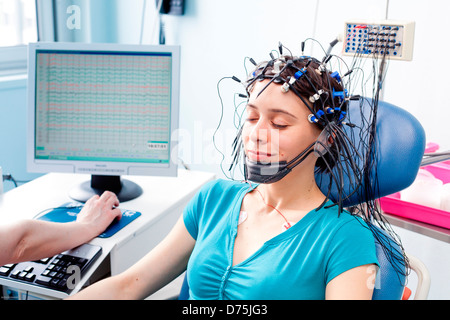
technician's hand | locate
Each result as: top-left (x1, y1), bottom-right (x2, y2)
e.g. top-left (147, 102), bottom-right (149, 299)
top-left (76, 191), bottom-right (122, 236)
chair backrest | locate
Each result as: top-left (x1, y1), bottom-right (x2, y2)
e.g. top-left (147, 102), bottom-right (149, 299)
top-left (315, 98), bottom-right (426, 299)
top-left (316, 98), bottom-right (426, 207)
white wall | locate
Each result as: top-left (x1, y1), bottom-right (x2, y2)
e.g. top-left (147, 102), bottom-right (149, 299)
top-left (383, 0), bottom-right (450, 149)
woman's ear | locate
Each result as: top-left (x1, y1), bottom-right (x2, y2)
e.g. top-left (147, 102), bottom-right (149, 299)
top-left (327, 131), bottom-right (336, 145)
top-left (314, 129), bottom-right (334, 157)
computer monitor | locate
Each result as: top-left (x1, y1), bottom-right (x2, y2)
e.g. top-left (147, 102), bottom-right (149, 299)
top-left (27, 42), bottom-right (180, 202)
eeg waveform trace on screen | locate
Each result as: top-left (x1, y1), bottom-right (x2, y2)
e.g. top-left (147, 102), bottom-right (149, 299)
top-left (35, 50), bottom-right (172, 164)
top-left (27, 42), bottom-right (180, 202)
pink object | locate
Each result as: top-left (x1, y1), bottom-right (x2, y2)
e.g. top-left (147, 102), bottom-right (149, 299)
top-left (425, 142), bottom-right (440, 153)
top-left (379, 141), bottom-right (450, 229)
top-left (379, 193), bottom-right (450, 229)
top-left (423, 162), bottom-right (450, 183)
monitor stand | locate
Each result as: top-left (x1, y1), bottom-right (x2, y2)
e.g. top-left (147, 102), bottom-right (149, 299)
top-left (69, 175), bottom-right (143, 203)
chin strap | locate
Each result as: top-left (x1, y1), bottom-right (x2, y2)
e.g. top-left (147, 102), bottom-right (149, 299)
top-left (244, 141), bottom-right (316, 184)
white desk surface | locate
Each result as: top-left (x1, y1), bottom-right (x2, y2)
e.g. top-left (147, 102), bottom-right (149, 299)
top-left (0, 170), bottom-right (215, 223)
top-left (0, 169), bottom-right (215, 298)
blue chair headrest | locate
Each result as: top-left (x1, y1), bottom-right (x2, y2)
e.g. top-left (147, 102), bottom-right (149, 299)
top-left (315, 98), bottom-right (426, 207)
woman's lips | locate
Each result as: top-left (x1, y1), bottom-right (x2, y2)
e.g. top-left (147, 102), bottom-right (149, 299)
top-left (246, 150), bottom-right (275, 162)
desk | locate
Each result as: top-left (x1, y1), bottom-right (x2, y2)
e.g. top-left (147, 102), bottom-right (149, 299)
top-left (384, 213), bottom-right (450, 244)
top-left (0, 170), bottom-right (215, 299)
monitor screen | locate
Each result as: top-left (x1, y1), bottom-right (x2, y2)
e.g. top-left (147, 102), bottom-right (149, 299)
top-left (27, 42), bottom-right (180, 202)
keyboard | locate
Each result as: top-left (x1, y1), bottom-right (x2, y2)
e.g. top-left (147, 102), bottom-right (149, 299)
top-left (0, 243), bottom-right (101, 293)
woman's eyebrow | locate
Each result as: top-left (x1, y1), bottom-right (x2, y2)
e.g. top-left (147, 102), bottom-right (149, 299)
top-left (247, 103), bottom-right (298, 119)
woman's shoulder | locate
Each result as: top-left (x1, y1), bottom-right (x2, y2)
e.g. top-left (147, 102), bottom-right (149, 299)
top-left (317, 203), bottom-right (371, 234)
top-left (315, 204), bottom-right (377, 260)
top-left (197, 178), bottom-right (251, 199)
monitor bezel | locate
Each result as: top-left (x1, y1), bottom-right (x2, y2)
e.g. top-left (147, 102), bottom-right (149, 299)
top-left (27, 42), bottom-right (180, 179)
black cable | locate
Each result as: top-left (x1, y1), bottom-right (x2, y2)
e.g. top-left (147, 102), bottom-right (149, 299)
top-left (2, 174), bottom-right (19, 187)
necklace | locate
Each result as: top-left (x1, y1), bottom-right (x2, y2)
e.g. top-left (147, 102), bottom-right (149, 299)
top-left (239, 183), bottom-right (294, 231)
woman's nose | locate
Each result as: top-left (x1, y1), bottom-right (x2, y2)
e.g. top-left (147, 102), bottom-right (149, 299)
top-left (249, 120), bottom-right (269, 144)
top-left (248, 120), bottom-right (280, 148)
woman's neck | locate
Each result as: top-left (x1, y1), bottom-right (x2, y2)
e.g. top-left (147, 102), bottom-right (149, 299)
top-left (254, 162), bottom-right (326, 212)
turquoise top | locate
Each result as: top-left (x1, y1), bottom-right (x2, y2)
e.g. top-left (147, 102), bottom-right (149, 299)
top-left (183, 179), bottom-right (378, 300)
